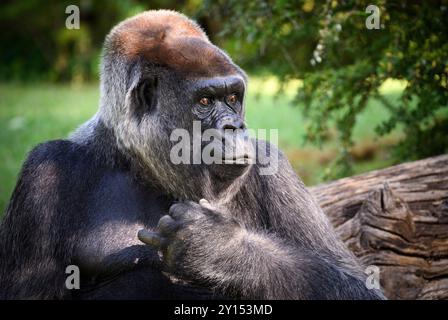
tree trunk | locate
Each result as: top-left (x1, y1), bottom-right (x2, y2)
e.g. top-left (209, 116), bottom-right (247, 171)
top-left (309, 154), bottom-right (448, 300)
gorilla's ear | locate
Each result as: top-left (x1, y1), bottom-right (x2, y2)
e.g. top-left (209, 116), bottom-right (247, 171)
top-left (126, 65), bottom-right (159, 119)
top-left (133, 77), bottom-right (159, 118)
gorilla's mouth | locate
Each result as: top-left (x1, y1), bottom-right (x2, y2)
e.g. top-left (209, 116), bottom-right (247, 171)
top-left (222, 154), bottom-right (252, 165)
top-left (208, 146), bottom-right (253, 165)
top-left (202, 131), bottom-right (255, 168)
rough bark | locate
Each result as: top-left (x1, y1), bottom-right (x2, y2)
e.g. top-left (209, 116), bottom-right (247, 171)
top-left (310, 154), bottom-right (448, 300)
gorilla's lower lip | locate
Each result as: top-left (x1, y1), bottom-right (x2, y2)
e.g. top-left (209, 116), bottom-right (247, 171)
top-left (222, 156), bottom-right (253, 165)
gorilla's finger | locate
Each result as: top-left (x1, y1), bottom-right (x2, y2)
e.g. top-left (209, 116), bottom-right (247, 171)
top-left (169, 202), bottom-right (198, 220)
top-left (168, 203), bottom-right (183, 218)
top-left (138, 229), bottom-right (167, 249)
top-left (199, 198), bottom-right (209, 206)
top-left (157, 215), bottom-right (179, 235)
top-left (199, 198), bottom-right (215, 210)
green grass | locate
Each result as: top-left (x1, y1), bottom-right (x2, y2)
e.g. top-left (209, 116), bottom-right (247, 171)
top-left (0, 79), bottom-right (403, 215)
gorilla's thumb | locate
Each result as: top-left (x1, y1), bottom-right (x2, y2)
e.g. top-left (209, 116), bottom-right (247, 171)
top-left (138, 229), bottom-right (165, 249)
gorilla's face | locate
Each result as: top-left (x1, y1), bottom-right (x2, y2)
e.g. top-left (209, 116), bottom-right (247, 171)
top-left (185, 74), bottom-right (254, 180)
top-left (161, 72), bottom-right (255, 189)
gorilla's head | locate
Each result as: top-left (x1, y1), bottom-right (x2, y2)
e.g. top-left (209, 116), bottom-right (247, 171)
top-left (98, 10), bottom-right (254, 201)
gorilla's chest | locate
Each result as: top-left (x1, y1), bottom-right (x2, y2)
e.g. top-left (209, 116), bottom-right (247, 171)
top-left (87, 170), bottom-right (172, 229)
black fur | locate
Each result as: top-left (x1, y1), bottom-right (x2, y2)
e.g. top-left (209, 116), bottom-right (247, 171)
top-left (0, 127), bottom-right (384, 299)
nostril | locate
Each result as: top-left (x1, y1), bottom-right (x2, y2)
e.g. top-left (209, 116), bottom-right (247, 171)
top-left (220, 118), bottom-right (246, 131)
top-left (222, 123), bottom-right (237, 130)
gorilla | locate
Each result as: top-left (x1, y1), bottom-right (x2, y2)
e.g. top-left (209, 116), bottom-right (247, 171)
top-left (0, 10), bottom-right (384, 300)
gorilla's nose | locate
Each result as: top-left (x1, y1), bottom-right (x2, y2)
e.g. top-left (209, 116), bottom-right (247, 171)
top-left (218, 116), bottom-right (246, 131)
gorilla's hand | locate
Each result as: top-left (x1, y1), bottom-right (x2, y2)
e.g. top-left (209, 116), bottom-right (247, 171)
top-left (138, 199), bottom-right (240, 278)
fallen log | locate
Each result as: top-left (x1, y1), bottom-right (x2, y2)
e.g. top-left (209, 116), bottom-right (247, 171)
top-left (310, 154), bottom-right (448, 299)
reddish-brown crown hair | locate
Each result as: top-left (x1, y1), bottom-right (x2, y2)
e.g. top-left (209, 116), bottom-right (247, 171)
top-left (107, 10), bottom-right (238, 77)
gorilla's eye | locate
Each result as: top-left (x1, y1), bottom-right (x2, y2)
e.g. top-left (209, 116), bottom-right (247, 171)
top-left (226, 94), bottom-right (238, 105)
top-left (199, 97), bottom-right (212, 106)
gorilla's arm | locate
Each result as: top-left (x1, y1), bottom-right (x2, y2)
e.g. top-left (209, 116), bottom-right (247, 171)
top-left (139, 144), bottom-right (385, 299)
top-left (140, 202), bottom-right (381, 300)
top-left (0, 141), bottom-right (163, 299)
top-left (0, 141), bottom-right (83, 299)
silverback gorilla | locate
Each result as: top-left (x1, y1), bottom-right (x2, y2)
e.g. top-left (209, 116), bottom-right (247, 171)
top-left (0, 10), bottom-right (384, 299)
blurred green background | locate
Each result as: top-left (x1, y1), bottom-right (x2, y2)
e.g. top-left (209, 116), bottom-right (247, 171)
top-left (1, 0), bottom-right (447, 215)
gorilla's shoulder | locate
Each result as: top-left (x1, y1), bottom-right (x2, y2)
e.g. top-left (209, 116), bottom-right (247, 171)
top-left (25, 139), bottom-right (93, 168)
top-left (21, 139), bottom-right (101, 184)
top-left (250, 138), bottom-right (299, 181)
top-left (252, 138), bottom-right (288, 161)
top-left (5, 140), bottom-right (101, 215)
